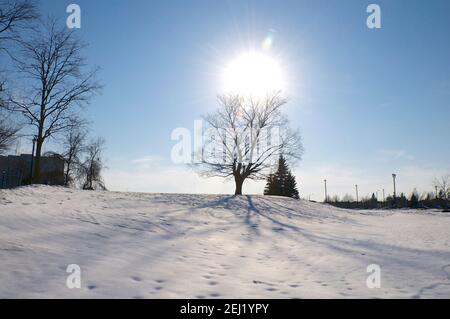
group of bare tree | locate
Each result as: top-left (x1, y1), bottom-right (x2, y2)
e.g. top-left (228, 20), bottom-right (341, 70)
top-left (0, 0), bottom-right (105, 189)
top-left (46, 126), bottom-right (106, 190)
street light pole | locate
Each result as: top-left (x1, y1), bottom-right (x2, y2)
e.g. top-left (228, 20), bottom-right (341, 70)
top-left (355, 184), bottom-right (359, 204)
top-left (392, 173), bottom-right (397, 205)
top-left (29, 136), bottom-right (37, 184)
top-left (324, 179), bottom-right (328, 203)
top-left (392, 174), bottom-right (397, 197)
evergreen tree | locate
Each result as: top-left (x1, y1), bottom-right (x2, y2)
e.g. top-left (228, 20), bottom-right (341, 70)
top-left (264, 155), bottom-right (299, 199)
top-left (264, 174), bottom-right (276, 195)
top-left (285, 171), bottom-right (300, 199)
top-left (410, 191), bottom-right (419, 208)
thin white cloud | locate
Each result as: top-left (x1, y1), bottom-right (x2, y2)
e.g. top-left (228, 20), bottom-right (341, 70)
top-left (376, 149), bottom-right (414, 163)
top-left (131, 155), bottom-right (163, 165)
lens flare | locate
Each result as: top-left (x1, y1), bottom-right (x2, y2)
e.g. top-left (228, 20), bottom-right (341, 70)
top-left (262, 36), bottom-right (273, 51)
top-left (261, 29), bottom-right (276, 51)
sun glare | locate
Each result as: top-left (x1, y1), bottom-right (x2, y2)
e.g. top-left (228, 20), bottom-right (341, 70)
top-left (222, 52), bottom-right (284, 98)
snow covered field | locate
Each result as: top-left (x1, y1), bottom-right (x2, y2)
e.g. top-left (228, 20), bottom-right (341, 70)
top-left (0, 185), bottom-right (449, 299)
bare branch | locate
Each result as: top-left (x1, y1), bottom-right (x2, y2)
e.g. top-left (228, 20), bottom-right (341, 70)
top-left (0, 112), bottom-right (19, 154)
top-left (0, 0), bottom-right (38, 53)
top-left (6, 18), bottom-right (101, 182)
top-left (194, 92), bottom-right (303, 194)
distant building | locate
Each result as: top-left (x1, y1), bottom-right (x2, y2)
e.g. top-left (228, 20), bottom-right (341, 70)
top-left (0, 154), bottom-right (64, 189)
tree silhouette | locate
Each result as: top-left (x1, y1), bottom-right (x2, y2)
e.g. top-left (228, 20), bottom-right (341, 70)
top-left (7, 19), bottom-right (100, 183)
top-left (198, 92), bottom-right (303, 195)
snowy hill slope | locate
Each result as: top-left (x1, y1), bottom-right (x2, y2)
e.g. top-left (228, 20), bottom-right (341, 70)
top-left (0, 185), bottom-right (449, 298)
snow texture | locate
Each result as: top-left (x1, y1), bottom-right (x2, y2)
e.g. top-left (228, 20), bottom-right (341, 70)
top-left (1, 185), bottom-right (449, 298)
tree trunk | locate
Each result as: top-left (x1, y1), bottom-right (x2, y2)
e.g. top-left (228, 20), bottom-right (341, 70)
top-left (234, 175), bottom-right (244, 195)
top-left (32, 138), bottom-right (43, 183)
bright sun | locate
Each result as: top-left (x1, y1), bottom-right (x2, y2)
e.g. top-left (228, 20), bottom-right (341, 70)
top-left (222, 52), bottom-right (284, 97)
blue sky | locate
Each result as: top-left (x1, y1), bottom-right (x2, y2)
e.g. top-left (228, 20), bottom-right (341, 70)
top-left (31, 0), bottom-right (450, 199)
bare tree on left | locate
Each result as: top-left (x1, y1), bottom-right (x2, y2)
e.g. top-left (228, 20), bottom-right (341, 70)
top-left (6, 18), bottom-right (101, 183)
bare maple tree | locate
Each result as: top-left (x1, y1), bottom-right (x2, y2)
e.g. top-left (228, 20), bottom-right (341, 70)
top-left (197, 92), bottom-right (303, 195)
top-left (6, 19), bottom-right (101, 182)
